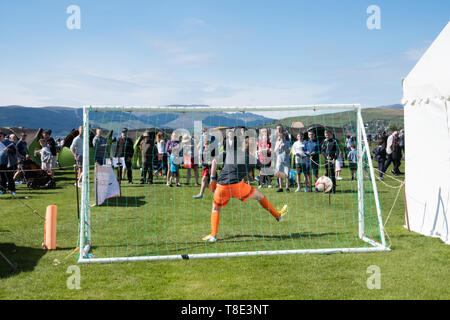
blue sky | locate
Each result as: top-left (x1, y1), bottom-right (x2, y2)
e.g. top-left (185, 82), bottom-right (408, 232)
top-left (0, 0), bottom-right (449, 109)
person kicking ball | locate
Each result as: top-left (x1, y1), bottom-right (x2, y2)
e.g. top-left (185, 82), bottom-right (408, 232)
top-left (202, 137), bottom-right (288, 243)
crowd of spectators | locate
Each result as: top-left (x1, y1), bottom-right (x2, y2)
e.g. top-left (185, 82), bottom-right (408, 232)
top-left (0, 124), bottom-right (404, 195)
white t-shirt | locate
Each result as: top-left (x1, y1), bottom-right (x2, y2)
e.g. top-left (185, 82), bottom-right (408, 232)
top-left (292, 141), bottom-right (306, 164)
top-left (157, 140), bottom-right (165, 154)
top-left (386, 135), bottom-right (394, 155)
top-left (40, 146), bottom-right (52, 164)
top-left (70, 136), bottom-right (83, 157)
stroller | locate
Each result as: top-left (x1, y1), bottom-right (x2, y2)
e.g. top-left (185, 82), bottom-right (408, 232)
top-left (20, 159), bottom-right (56, 189)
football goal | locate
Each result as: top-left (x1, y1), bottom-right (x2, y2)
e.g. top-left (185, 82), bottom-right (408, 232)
top-left (77, 104), bottom-right (389, 264)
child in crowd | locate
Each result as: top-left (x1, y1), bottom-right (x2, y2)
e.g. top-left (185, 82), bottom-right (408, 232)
top-left (373, 139), bottom-right (387, 180)
top-left (335, 152), bottom-right (344, 181)
top-left (274, 134), bottom-right (291, 193)
top-left (347, 144), bottom-right (358, 181)
top-left (167, 153), bottom-right (181, 187)
top-left (193, 140), bottom-right (214, 199)
top-left (292, 133), bottom-right (307, 192)
top-left (36, 139), bottom-right (52, 173)
top-left (257, 128), bottom-right (272, 189)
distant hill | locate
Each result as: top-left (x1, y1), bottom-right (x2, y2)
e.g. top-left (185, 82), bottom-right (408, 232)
top-left (0, 106), bottom-right (83, 137)
top-left (0, 105), bottom-right (274, 137)
top-left (263, 107), bottom-right (404, 134)
top-left (376, 104), bottom-right (403, 110)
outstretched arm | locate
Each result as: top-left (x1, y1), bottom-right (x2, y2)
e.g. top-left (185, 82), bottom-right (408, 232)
top-left (208, 158), bottom-right (218, 193)
top-left (210, 158), bottom-right (218, 178)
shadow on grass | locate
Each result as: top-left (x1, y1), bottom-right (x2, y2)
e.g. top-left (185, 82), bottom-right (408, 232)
top-left (88, 232), bottom-right (341, 257)
top-left (328, 189), bottom-right (388, 195)
top-left (101, 196), bottom-right (147, 207)
top-left (222, 232), bottom-right (339, 241)
top-left (0, 243), bottom-right (46, 279)
top-left (52, 176), bottom-right (77, 182)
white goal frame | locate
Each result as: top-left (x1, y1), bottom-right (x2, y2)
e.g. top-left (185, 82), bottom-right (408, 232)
top-left (78, 104), bottom-right (389, 264)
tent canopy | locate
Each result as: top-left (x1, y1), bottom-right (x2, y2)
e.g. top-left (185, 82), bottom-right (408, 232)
top-left (403, 22), bottom-right (450, 102)
top-left (402, 21), bottom-right (450, 245)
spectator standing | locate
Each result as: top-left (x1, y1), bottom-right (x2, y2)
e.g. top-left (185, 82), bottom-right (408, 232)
top-left (165, 132), bottom-right (180, 187)
top-left (168, 152), bottom-right (181, 187)
top-left (335, 151), bottom-right (344, 181)
top-left (222, 129), bottom-right (235, 165)
top-left (304, 131), bottom-right (320, 191)
top-left (321, 130), bottom-right (340, 193)
top-left (154, 132), bottom-right (167, 177)
top-left (92, 127), bottom-right (108, 165)
top-left (36, 139), bottom-right (52, 173)
top-left (16, 132), bottom-right (28, 163)
top-left (347, 145), bottom-right (358, 181)
top-left (381, 131), bottom-right (389, 149)
top-left (42, 130), bottom-right (57, 175)
top-left (115, 128), bottom-right (134, 184)
top-left (7, 134), bottom-right (18, 192)
top-left (139, 131), bottom-right (157, 184)
top-left (70, 126), bottom-right (84, 187)
top-left (0, 133), bottom-right (17, 195)
top-left (345, 135), bottom-right (354, 159)
top-left (292, 133), bottom-right (307, 192)
top-left (274, 134), bottom-right (291, 193)
top-left (373, 139), bottom-right (387, 180)
top-left (14, 132), bottom-right (28, 183)
top-left (383, 131), bottom-right (398, 175)
top-left (257, 128), bottom-right (272, 189)
top-left (391, 135), bottom-right (403, 175)
top-left (182, 134), bottom-right (199, 186)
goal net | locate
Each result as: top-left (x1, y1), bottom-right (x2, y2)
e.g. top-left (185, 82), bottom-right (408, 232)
top-left (78, 104), bottom-right (389, 263)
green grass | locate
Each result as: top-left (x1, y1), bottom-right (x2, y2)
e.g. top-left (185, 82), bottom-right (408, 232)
top-left (1, 162), bottom-right (449, 300)
top-left (87, 169), bottom-right (380, 259)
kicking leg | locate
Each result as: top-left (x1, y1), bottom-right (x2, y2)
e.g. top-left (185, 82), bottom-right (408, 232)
top-left (251, 189), bottom-right (287, 221)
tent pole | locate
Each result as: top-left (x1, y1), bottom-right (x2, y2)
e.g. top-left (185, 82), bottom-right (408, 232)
top-left (403, 182), bottom-right (410, 231)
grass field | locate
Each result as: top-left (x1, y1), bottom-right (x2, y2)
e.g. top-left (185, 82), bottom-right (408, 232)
top-left (1, 162), bottom-right (449, 300)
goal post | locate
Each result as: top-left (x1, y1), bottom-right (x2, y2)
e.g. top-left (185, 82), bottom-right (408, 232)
top-left (78, 104), bottom-right (389, 264)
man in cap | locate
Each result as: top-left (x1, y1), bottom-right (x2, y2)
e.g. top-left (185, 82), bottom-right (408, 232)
top-left (139, 130), bottom-right (157, 184)
top-left (115, 128), bottom-right (134, 184)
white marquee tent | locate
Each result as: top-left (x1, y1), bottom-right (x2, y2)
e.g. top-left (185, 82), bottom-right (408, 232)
top-left (402, 21), bottom-right (450, 245)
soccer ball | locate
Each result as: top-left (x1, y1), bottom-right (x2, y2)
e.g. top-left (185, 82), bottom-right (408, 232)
top-left (315, 176), bottom-right (333, 193)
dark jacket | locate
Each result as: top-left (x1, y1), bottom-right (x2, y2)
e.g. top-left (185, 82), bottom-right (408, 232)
top-left (373, 146), bottom-right (387, 162)
top-left (321, 138), bottom-right (339, 161)
top-left (140, 137), bottom-right (157, 165)
top-left (391, 138), bottom-right (402, 160)
top-left (115, 136), bottom-right (134, 158)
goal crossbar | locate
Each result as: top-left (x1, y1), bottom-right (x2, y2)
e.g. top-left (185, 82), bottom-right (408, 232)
top-left (84, 104), bottom-right (360, 113)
